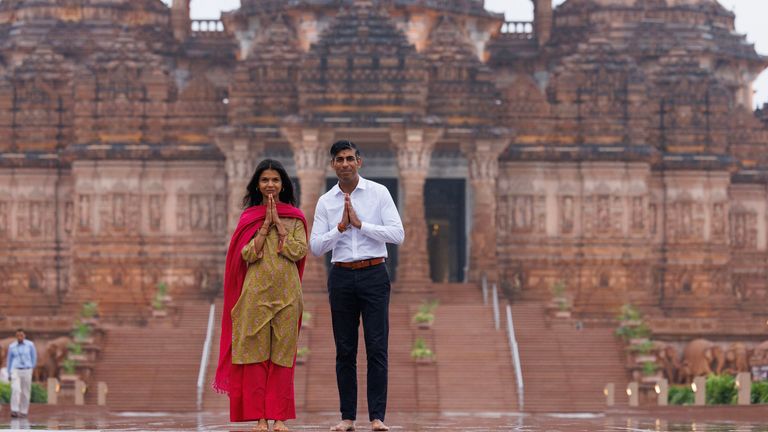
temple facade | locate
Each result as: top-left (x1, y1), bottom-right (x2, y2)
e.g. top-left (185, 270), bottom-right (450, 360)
top-left (1, 0), bottom-right (767, 321)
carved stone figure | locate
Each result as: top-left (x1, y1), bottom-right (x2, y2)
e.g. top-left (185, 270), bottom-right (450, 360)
top-left (723, 342), bottom-right (750, 374)
top-left (751, 340), bottom-right (768, 366)
top-left (654, 342), bottom-right (681, 384)
top-left (33, 336), bottom-right (70, 382)
top-left (681, 339), bottom-right (725, 383)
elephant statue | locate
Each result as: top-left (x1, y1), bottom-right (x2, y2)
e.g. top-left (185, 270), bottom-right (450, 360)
top-left (654, 342), bottom-right (682, 384)
top-left (681, 339), bottom-right (725, 383)
top-left (724, 342), bottom-right (751, 374)
top-left (33, 336), bottom-right (70, 382)
top-left (750, 340), bottom-right (768, 366)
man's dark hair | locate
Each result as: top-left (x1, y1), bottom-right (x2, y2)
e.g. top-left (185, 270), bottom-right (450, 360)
top-left (330, 140), bottom-right (360, 158)
top-left (16, 328), bottom-right (23, 333)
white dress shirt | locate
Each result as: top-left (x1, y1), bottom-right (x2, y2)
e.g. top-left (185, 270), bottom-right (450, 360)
top-left (310, 176), bottom-right (404, 262)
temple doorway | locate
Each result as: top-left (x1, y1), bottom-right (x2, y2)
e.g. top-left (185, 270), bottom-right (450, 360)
top-left (425, 179), bottom-right (466, 282)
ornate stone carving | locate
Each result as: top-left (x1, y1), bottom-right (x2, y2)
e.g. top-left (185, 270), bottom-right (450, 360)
top-left (731, 208), bottom-right (757, 250)
top-left (560, 195), bottom-right (575, 234)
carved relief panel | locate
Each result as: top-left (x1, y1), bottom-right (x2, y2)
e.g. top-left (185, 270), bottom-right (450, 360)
top-left (560, 195), bottom-right (575, 234)
top-left (176, 192), bottom-right (227, 234)
top-left (0, 201), bottom-right (8, 238)
top-left (15, 201), bottom-right (55, 239)
top-left (730, 208), bottom-right (757, 250)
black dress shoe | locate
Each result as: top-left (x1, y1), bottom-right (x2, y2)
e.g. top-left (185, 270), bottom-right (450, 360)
top-left (19, 413), bottom-right (28, 418)
top-left (10, 411), bottom-right (18, 418)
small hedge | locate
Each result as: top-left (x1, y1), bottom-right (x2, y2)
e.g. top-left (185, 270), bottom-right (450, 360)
top-left (753, 381), bottom-right (768, 404)
top-left (0, 381), bottom-right (47, 403)
top-left (669, 376), bottom-right (768, 405)
top-left (668, 385), bottom-right (694, 405)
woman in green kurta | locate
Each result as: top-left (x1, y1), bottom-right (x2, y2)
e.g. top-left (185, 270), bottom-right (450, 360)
top-left (232, 210), bottom-right (306, 367)
top-left (216, 158), bottom-right (308, 432)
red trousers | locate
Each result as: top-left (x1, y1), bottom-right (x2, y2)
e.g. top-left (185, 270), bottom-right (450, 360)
top-left (229, 360), bottom-right (296, 422)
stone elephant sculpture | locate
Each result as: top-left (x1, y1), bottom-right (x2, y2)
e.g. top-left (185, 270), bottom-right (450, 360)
top-left (750, 340), bottom-right (768, 366)
top-left (724, 342), bottom-right (751, 374)
top-left (654, 342), bottom-right (682, 384)
top-left (681, 339), bottom-right (725, 383)
top-left (33, 336), bottom-right (70, 382)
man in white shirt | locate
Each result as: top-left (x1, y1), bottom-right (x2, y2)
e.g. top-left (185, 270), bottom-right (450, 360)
top-left (7, 329), bottom-right (36, 419)
top-left (310, 140), bottom-right (404, 432)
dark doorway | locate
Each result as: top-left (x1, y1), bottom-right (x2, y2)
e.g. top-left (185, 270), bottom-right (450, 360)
top-left (425, 179), bottom-right (466, 282)
top-left (323, 177), bottom-right (399, 280)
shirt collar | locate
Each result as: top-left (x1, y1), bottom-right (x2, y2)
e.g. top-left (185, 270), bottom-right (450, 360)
top-left (333, 176), bottom-right (367, 195)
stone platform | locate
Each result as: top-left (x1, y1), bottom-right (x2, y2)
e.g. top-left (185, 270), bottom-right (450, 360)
top-left (2, 406), bottom-right (768, 431)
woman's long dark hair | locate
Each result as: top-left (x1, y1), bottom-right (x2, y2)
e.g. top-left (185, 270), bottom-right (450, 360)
top-left (242, 159), bottom-right (297, 208)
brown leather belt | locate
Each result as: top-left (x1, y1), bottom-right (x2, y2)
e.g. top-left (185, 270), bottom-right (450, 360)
top-left (334, 257), bottom-right (386, 270)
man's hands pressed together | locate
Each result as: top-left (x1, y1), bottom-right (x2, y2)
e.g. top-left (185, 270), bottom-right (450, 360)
top-left (338, 193), bottom-right (361, 232)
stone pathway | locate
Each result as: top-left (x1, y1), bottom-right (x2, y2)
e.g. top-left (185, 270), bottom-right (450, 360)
top-left (1, 409), bottom-right (768, 431)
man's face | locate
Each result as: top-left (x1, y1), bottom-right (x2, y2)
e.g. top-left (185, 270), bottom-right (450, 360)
top-left (331, 148), bottom-right (362, 182)
top-left (16, 331), bottom-right (24, 343)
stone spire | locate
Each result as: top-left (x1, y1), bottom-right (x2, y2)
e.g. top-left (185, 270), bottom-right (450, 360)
top-left (171, 0), bottom-right (191, 42)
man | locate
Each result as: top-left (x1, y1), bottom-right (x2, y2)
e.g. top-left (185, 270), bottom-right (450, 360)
top-left (7, 329), bottom-right (36, 418)
top-left (310, 140), bottom-right (404, 432)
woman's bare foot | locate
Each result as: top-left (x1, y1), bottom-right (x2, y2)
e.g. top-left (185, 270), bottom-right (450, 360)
top-left (254, 419), bottom-right (268, 432)
top-left (371, 419), bottom-right (389, 431)
top-left (330, 419), bottom-right (355, 431)
top-left (273, 420), bottom-right (290, 432)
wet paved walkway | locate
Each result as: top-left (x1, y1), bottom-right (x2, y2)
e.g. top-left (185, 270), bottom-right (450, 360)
top-left (2, 409), bottom-right (768, 431)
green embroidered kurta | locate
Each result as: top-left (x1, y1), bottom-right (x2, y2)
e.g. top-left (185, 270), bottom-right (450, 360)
top-left (231, 217), bottom-right (307, 367)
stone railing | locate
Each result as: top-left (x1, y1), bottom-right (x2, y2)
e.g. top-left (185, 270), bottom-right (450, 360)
top-left (500, 21), bottom-right (534, 40)
top-left (191, 19), bottom-right (226, 38)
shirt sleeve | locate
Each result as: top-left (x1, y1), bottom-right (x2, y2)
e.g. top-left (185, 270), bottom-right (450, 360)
top-left (359, 186), bottom-right (405, 245)
top-left (280, 219), bottom-right (308, 262)
top-left (7, 346), bottom-right (14, 372)
top-left (241, 236), bottom-right (264, 263)
top-left (310, 197), bottom-right (344, 257)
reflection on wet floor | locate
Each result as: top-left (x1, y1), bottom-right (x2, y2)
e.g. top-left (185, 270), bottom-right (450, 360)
top-left (2, 411), bottom-right (768, 432)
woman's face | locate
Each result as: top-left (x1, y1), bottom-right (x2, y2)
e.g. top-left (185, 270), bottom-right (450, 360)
top-left (258, 168), bottom-right (282, 202)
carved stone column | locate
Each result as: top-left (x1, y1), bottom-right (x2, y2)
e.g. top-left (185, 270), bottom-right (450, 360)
top-left (213, 126), bottom-right (263, 233)
top-left (391, 126), bottom-right (443, 290)
top-left (461, 137), bottom-right (510, 284)
top-left (282, 125), bottom-right (333, 291)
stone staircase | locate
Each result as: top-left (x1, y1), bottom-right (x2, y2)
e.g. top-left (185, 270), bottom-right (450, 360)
top-left (88, 300), bottom-right (212, 411)
top-left (510, 302), bottom-right (629, 412)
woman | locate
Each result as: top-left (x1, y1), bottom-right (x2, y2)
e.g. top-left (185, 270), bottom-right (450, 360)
top-left (214, 159), bottom-right (308, 432)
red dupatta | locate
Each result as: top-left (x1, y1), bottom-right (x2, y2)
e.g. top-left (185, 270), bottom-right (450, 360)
top-left (212, 203), bottom-right (308, 394)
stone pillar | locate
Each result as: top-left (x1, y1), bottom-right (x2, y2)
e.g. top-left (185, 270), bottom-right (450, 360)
top-left (391, 126), bottom-right (443, 290)
top-left (213, 126), bottom-right (264, 233)
top-left (533, 0), bottom-right (553, 45)
top-left (282, 125), bottom-right (333, 291)
top-left (461, 138), bottom-right (510, 284)
top-left (171, 0), bottom-right (191, 42)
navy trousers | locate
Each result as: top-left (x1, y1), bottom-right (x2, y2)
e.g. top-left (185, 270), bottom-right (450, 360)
top-left (328, 263), bottom-right (390, 422)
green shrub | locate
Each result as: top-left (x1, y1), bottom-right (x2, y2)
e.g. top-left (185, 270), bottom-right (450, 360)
top-left (628, 340), bottom-right (655, 354)
top-left (0, 382), bottom-right (47, 403)
top-left (706, 374), bottom-right (737, 405)
top-left (0, 382), bottom-right (9, 403)
top-left (81, 301), bottom-right (99, 319)
top-left (641, 361), bottom-right (658, 376)
top-left (668, 385), bottom-right (694, 405)
top-left (410, 337), bottom-right (433, 360)
top-left (31, 383), bottom-right (47, 403)
top-left (752, 381), bottom-right (768, 404)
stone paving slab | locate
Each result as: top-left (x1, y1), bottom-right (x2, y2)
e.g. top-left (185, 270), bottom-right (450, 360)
top-left (1, 408), bottom-right (768, 431)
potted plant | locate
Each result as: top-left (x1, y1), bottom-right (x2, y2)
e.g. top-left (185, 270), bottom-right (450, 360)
top-left (72, 320), bottom-right (94, 344)
top-left (59, 359), bottom-right (78, 381)
top-left (412, 300), bottom-right (438, 329)
top-left (80, 301), bottom-right (99, 325)
top-left (549, 280), bottom-right (571, 318)
top-left (152, 282), bottom-right (169, 317)
top-left (301, 311), bottom-right (312, 329)
top-left (296, 347), bottom-right (310, 365)
top-left (640, 360), bottom-right (661, 382)
top-left (410, 337), bottom-right (434, 364)
top-left (629, 340), bottom-right (657, 364)
top-left (67, 342), bottom-right (88, 362)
